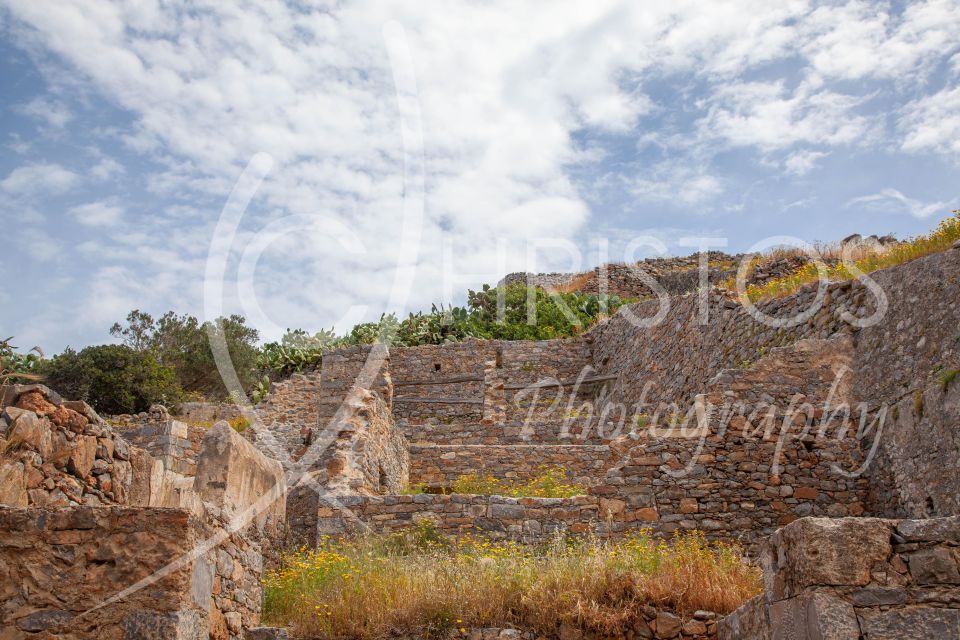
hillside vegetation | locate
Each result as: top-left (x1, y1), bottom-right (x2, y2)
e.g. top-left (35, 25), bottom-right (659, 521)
top-left (3, 285), bottom-right (625, 414)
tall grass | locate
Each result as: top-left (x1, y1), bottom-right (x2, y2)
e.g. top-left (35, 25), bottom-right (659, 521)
top-left (741, 211), bottom-right (960, 301)
top-left (263, 524), bottom-right (761, 639)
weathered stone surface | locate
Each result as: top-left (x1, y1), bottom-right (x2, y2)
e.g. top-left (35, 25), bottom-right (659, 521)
top-left (67, 434), bottom-right (98, 478)
top-left (718, 596), bottom-right (771, 640)
top-left (194, 421), bottom-right (285, 534)
top-left (653, 611), bottom-right (681, 638)
top-left (246, 627), bottom-right (289, 640)
top-left (896, 516), bottom-right (960, 542)
top-left (0, 461), bottom-right (27, 507)
top-left (805, 591), bottom-right (859, 640)
top-left (1, 506), bottom-right (264, 640)
top-left (49, 405), bottom-right (88, 432)
top-left (763, 518), bottom-right (892, 599)
top-left (906, 547), bottom-right (960, 585)
top-left (857, 606), bottom-right (960, 639)
top-left (15, 389), bottom-right (56, 416)
top-left (16, 608), bottom-right (74, 631)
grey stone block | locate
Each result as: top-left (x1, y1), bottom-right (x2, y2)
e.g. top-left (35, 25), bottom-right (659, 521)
top-left (857, 606), bottom-right (960, 640)
top-left (247, 628), bottom-right (290, 640)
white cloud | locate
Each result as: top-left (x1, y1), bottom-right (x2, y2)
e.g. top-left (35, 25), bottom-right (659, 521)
top-left (4, 0), bottom-right (960, 347)
top-left (626, 162), bottom-right (723, 206)
top-left (90, 156), bottom-right (125, 180)
top-left (784, 149), bottom-right (829, 176)
top-left (701, 81), bottom-right (875, 151)
top-left (15, 97), bottom-right (72, 128)
top-left (899, 86), bottom-right (960, 158)
top-left (800, 0), bottom-right (960, 82)
top-left (68, 201), bottom-right (124, 226)
top-left (846, 188), bottom-right (956, 219)
top-left (0, 162), bottom-right (78, 195)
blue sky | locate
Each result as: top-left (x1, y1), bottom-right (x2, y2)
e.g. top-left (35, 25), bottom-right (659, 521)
top-left (1, 0), bottom-right (958, 353)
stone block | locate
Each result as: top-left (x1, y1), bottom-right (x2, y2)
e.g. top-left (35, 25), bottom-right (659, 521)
top-left (857, 606), bottom-right (960, 639)
top-left (906, 547), bottom-right (960, 585)
top-left (896, 516), bottom-right (960, 542)
top-left (763, 518), bottom-right (892, 599)
top-left (246, 628), bottom-right (290, 640)
top-left (193, 422), bottom-right (285, 534)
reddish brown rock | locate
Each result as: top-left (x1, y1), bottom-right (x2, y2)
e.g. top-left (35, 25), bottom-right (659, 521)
top-left (67, 435), bottom-right (98, 478)
top-left (49, 406), bottom-right (88, 433)
top-left (15, 390), bottom-right (56, 417)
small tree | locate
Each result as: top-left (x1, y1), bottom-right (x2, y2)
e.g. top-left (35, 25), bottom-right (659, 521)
top-left (44, 345), bottom-right (181, 414)
top-left (109, 310), bottom-right (261, 401)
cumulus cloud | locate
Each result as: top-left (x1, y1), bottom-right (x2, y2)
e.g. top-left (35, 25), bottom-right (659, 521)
top-left (68, 201), bottom-right (124, 226)
top-left (701, 81), bottom-right (875, 152)
top-left (899, 86), bottom-right (960, 158)
top-left (846, 188), bottom-right (956, 219)
top-left (0, 162), bottom-right (78, 194)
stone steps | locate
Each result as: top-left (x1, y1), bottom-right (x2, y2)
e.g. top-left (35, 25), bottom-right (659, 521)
top-left (408, 444), bottom-right (614, 488)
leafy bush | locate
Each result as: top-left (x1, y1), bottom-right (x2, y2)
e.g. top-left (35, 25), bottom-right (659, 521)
top-left (263, 529), bottom-right (761, 638)
top-left (111, 310), bottom-right (260, 399)
top-left (43, 344), bottom-right (181, 414)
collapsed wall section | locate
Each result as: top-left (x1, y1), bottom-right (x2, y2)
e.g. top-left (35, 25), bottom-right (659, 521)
top-left (0, 384), bottom-right (169, 510)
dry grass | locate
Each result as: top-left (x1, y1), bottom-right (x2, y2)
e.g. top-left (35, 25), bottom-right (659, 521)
top-left (740, 211), bottom-right (960, 301)
top-left (263, 525), bottom-right (761, 639)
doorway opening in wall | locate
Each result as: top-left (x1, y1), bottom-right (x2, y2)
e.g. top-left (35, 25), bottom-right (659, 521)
top-left (434, 363), bottom-right (442, 372)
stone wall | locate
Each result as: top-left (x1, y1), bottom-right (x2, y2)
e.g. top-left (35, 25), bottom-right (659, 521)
top-left (253, 371), bottom-right (322, 460)
top-left (194, 422), bottom-right (286, 537)
top-left (719, 516), bottom-right (960, 639)
top-left (589, 247), bottom-right (960, 527)
top-left (499, 251), bottom-right (740, 299)
top-left (176, 401), bottom-right (244, 423)
top-left (116, 418), bottom-right (206, 477)
top-left (0, 383), bottom-right (290, 640)
top-left (391, 341), bottom-right (489, 425)
top-left (283, 357), bottom-right (408, 549)
top-left (588, 280), bottom-right (870, 412)
top-left (408, 444), bottom-right (614, 488)
top-left (0, 384), bottom-right (165, 509)
top-left (317, 493), bottom-right (616, 542)
top-left (849, 247), bottom-right (960, 519)
top-left (0, 505), bottom-right (263, 640)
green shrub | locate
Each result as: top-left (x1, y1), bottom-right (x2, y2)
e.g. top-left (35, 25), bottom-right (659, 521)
top-left (44, 344), bottom-right (181, 414)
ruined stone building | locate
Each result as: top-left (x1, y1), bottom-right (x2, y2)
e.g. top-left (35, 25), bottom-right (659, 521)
top-left (1, 245), bottom-right (959, 638)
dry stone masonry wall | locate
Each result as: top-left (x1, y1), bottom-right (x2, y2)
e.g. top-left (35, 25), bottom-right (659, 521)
top-left (719, 516), bottom-right (960, 639)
